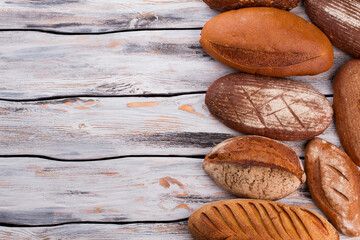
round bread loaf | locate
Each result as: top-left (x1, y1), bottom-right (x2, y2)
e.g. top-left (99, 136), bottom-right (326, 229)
top-left (203, 0), bottom-right (300, 11)
top-left (203, 135), bottom-right (306, 200)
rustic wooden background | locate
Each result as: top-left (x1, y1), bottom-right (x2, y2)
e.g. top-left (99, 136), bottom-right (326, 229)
top-left (0, 0), bottom-right (356, 239)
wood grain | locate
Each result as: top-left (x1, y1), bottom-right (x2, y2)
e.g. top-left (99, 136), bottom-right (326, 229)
top-left (0, 222), bottom-right (191, 240)
top-left (0, 0), bottom-right (312, 33)
top-left (0, 31), bottom-right (351, 100)
top-left (0, 156), bottom-right (314, 225)
top-left (0, 95), bottom-right (338, 159)
top-left (0, 222), bottom-right (355, 240)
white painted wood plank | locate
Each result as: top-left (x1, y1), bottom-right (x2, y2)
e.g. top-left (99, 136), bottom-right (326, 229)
top-left (0, 95), bottom-right (339, 159)
top-left (0, 156), bottom-right (321, 225)
top-left (0, 222), bottom-right (192, 240)
top-left (0, 30), bottom-right (351, 99)
top-left (0, 0), bottom-right (311, 33)
top-left (0, 223), bottom-right (356, 240)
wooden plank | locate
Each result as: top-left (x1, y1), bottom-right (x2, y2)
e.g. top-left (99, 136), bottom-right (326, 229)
top-left (0, 31), bottom-right (351, 100)
top-left (0, 222), bottom-right (356, 240)
top-left (0, 95), bottom-right (339, 159)
top-left (0, 1), bottom-right (312, 33)
top-left (0, 156), bottom-right (319, 225)
top-left (0, 222), bottom-right (192, 240)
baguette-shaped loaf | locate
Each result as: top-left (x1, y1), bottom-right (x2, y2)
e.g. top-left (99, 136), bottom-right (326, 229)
top-left (205, 73), bottom-right (333, 141)
top-left (305, 138), bottom-right (360, 236)
top-left (304, 0), bottom-right (360, 58)
top-left (200, 8), bottom-right (334, 77)
top-left (203, 136), bottom-right (305, 200)
top-left (333, 59), bottom-right (360, 166)
top-left (188, 199), bottom-right (339, 240)
top-left (203, 0), bottom-right (300, 11)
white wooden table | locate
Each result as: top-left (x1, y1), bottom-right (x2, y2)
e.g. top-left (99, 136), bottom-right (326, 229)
top-left (0, 1), bottom-right (356, 239)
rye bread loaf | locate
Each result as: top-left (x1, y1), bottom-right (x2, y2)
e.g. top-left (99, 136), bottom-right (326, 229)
top-left (304, 0), bottom-right (360, 58)
top-left (188, 199), bottom-right (340, 240)
top-left (305, 138), bottom-right (360, 236)
top-left (333, 59), bottom-right (360, 166)
top-left (200, 7), bottom-right (334, 77)
top-left (205, 73), bottom-right (333, 141)
top-left (203, 136), bottom-right (305, 200)
top-left (203, 0), bottom-right (300, 11)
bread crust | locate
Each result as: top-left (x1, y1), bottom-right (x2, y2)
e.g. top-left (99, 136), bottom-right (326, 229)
top-left (333, 59), bottom-right (360, 166)
top-left (203, 135), bottom-right (305, 200)
top-left (200, 7), bottom-right (334, 77)
top-left (205, 73), bottom-right (333, 141)
top-left (305, 138), bottom-right (360, 236)
top-left (304, 0), bottom-right (360, 58)
top-left (188, 199), bottom-right (340, 240)
top-left (203, 0), bottom-right (300, 11)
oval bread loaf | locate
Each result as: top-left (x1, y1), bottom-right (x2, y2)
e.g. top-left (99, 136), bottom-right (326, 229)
top-left (188, 199), bottom-right (340, 240)
top-left (203, 0), bottom-right (300, 11)
top-left (205, 73), bottom-right (333, 141)
top-left (304, 0), bottom-right (360, 58)
top-left (305, 138), bottom-right (360, 236)
top-left (333, 59), bottom-right (360, 166)
top-left (203, 135), bottom-right (306, 200)
top-left (200, 7), bottom-right (334, 77)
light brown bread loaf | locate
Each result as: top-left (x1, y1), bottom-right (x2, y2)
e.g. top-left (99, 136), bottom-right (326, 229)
top-left (203, 0), bottom-right (300, 11)
top-left (304, 0), bottom-right (360, 58)
top-left (188, 199), bottom-right (340, 240)
top-left (203, 136), bottom-right (305, 200)
top-left (205, 73), bottom-right (333, 141)
top-left (333, 59), bottom-right (360, 166)
top-left (200, 7), bottom-right (334, 77)
top-left (305, 138), bottom-right (360, 236)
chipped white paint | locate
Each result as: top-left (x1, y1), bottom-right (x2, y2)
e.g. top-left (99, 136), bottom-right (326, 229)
top-left (0, 95), bottom-right (339, 159)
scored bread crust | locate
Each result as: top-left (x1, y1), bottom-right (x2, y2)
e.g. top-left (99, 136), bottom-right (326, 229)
top-left (305, 138), bottom-right (360, 236)
top-left (188, 199), bottom-right (339, 240)
top-left (203, 0), bottom-right (300, 11)
top-left (200, 7), bottom-right (333, 77)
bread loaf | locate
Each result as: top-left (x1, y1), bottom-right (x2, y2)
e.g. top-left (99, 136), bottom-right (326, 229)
top-left (200, 7), bottom-right (334, 77)
top-left (305, 138), bottom-right (360, 236)
top-left (304, 0), bottom-right (360, 58)
top-left (188, 199), bottom-right (340, 240)
top-left (205, 73), bottom-right (333, 141)
top-left (333, 59), bottom-right (360, 166)
top-left (203, 0), bottom-right (300, 11)
top-left (203, 136), bottom-right (305, 200)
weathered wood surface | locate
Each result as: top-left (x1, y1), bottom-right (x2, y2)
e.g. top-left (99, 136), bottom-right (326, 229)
top-left (0, 222), bottom-right (192, 240)
top-left (0, 156), bottom-right (316, 225)
top-left (0, 95), bottom-right (339, 159)
top-left (0, 223), bottom-right (356, 240)
top-left (0, 31), bottom-right (351, 100)
top-left (0, 0), bottom-right (312, 33)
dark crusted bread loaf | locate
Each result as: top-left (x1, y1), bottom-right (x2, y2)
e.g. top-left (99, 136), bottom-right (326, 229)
top-left (200, 7), bottom-right (334, 77)
top-left (188, 199), bottom-right (340, 240)
top-left (205, 73), bottom-right (333, 141)
top-left (304, 0), bottom-right (360, 58)
top-left (203, 0), bottom-right (300, 11)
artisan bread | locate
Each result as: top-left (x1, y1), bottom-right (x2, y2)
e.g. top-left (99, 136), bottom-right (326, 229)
top-left (203, 136), bottom-right (305, 200)
top-left (188, 199), bottom-right (340, 240)
top-left (305, 138), bottom-right (360, 236)
top-left (203, 0), bottom-right (300, 11)
top-left (304, 0), bottom-right (360, 58)
top-left (333, 59), bottom-right (360, 166)
top-left (205, 73), bottom-right (333, 141)
top-left (200, 7), bottom-right (334, 77)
